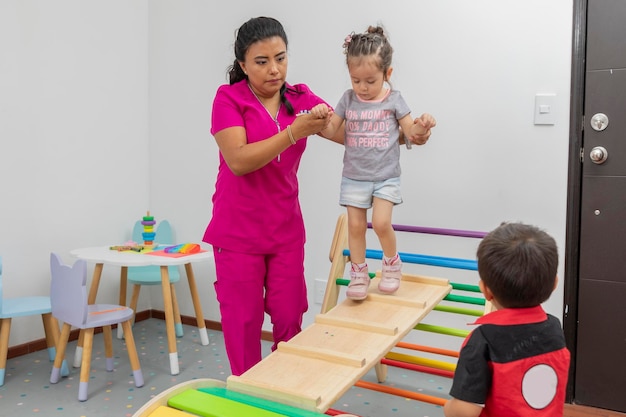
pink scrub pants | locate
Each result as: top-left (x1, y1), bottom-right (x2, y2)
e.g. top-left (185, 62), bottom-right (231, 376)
top-left (213, 246), bottom-right (308, 376)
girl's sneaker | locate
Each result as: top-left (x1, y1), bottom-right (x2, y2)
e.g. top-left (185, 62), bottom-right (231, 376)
top-left (346, 265), bottom-right (369, 301)
top-left (379, 256), bottom-right (402, 294)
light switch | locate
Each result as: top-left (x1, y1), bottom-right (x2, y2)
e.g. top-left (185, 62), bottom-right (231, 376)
top-left (534, 94), bottom-right (556, 125)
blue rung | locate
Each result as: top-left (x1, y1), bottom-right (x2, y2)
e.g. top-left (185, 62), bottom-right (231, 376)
top-left (343, 249), bottom-right (478, 271)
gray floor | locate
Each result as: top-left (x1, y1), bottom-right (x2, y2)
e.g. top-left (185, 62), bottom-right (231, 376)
top-left (0, 318), bottom-right (450, 417)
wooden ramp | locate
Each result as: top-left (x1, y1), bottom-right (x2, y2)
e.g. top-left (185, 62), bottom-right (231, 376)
top-left (226, 273), bottom-right (451, 413)
top-left (133, 212), bottom-right (452, 417)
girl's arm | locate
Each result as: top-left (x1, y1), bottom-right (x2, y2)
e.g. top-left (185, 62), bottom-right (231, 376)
top-left (311, 104), bottom-right (345, 145)
top-left (318, 113), bottom-right (345, 144)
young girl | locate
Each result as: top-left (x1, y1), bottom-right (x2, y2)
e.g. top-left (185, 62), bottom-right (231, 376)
top-left (314, 25), bottom-right (436, 300)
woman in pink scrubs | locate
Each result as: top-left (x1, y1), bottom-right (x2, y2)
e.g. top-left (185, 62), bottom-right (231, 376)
top-left (202, 16), bottom-right (339, 376)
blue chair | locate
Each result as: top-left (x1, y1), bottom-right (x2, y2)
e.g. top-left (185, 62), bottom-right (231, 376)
top-left (49, 252), bottom-right (144, 401)
top-left (0, 255), bottom-right (68, 386)
top-left (120, 219), bottom-right (183, 338)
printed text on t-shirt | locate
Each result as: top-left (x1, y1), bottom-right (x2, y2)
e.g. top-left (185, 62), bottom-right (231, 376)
top-left (345, 109), bottom-right (392, 148)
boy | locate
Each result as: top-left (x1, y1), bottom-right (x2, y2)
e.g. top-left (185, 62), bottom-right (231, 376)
top-left (443, 222), bottom-right (570, 417)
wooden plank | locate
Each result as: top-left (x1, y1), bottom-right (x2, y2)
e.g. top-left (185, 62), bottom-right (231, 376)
top-left (277, 341), bottom-right (365, 368)
top-left (227, 277), bottom-right (452, 412)
top-left (228, 351), bottom-right (365, 412)
top-left (227, 376), bottom-right (322, 411)
top-left (314, 314), bottom-right (398, 335)
top-left (366, 293), bottom-right (426, 308)
top-left (396, 272), bottom-right (451, 286)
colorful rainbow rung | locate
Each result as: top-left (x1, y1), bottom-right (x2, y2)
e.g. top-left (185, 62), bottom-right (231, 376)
top-left (132, 379), bottom-right (332, 417)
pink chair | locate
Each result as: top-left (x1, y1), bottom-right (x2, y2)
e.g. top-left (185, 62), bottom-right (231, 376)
top-left (49, 253), bottom-right (144, 401)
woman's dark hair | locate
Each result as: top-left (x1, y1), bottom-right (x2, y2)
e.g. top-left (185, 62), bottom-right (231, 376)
top-left (477, 222), bottom-right (558, 308)
top-left (228, 16), bottom-right (295, 114)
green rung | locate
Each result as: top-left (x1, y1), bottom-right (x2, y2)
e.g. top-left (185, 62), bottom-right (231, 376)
top-left (335, 272), bottom-right (375, 287)
top-left (414, 323), bottom-right (470, 338)
top-left (337, 278), bottom-right (480, 292)
top-left (168, 389), bottom-right (287, 417)
top-left (198, 387), bottom-right (325, 417)
top-left (450, 282), bottom-right (481, 292)
top-left (434, 305), bottom-right (484, 317)
top-left (444, 294), bottom-right (485, 305)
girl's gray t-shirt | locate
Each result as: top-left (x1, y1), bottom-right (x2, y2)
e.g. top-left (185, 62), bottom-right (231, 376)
top-left (335, 89), bottom-right (411, 181)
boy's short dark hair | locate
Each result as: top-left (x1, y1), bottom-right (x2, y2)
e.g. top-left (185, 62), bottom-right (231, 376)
top-left (477, 222), bottom-right (558, 308)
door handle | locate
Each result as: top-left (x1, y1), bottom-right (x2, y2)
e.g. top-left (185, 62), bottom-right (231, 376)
top-left (589, 146), bottom-right (608, 164)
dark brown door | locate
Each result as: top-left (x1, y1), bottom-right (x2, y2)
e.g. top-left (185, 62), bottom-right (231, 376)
top-left (575, 0), bottom-right (626, 411)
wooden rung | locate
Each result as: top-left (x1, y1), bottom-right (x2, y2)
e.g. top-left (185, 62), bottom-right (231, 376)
top-left (277, 341), bottom-right (365, 368)
top-left (314, 314), bottom-right (398, 335)
top-left (366, 293), bottom-right (426, 308)
top-left (375, 272), bottom-right (450, 286)
top-left (227, 375), bottom-right (321, 410)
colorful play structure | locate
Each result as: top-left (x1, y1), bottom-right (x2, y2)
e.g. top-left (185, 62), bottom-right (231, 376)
top-left (132, 214), bottom-right (490, 417)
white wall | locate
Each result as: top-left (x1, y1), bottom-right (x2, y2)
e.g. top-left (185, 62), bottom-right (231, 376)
top-left (0, 1), bottom-right (150, 345)
top-left (148, 0), bottom-right (573, 346)
top-left (1, 0), bottom-right (573, 348)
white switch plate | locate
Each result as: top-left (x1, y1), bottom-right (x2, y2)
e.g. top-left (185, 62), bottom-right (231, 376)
top-left (534, 94), bottom-right (556, 125)
top-left (314, 279), bottom-right (327, 304)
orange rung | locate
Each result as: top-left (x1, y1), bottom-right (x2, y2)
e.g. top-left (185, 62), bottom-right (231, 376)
top-left (354, 380), bottom-right (446, 406)
top-left (381, 358), bottom-right (455, 379)
top-left (386, 351), bottom-right (457, 372)
top-left (395, 342), bottom-right (459, 358)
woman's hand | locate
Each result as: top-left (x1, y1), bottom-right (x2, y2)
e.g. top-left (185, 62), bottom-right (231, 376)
top-left (310, 103), bottom-right (333, 120)
top-left (290, 109), bottom-right (332, 139)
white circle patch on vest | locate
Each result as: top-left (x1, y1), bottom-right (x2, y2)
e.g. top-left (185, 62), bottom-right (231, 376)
top-left (521, 363), bottom-right (558, 409)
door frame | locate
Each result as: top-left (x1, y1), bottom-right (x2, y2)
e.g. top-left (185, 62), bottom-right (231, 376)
top-left (563, 0), bottom-right (586, 403)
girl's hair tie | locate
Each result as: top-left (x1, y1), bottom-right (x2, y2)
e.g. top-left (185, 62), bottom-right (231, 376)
top-left (342, 32), bottom-right (354, 52)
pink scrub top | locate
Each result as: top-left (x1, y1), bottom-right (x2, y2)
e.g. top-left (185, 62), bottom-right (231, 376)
top-left (203, 80), bottom-right (329, 254)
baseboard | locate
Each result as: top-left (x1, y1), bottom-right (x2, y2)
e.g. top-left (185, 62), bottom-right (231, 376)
top-left (147, 310), bottom-right (273, 342)
top-left (6, 309), bottom-right (273, 360)
top-left (564, 403), bottom-right (626, 417)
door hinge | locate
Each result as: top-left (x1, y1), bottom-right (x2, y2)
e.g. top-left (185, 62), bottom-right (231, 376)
top-left (580, 147), bottom-right (584, 162)
top-left (581, 114), bottom-right (586, 131)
